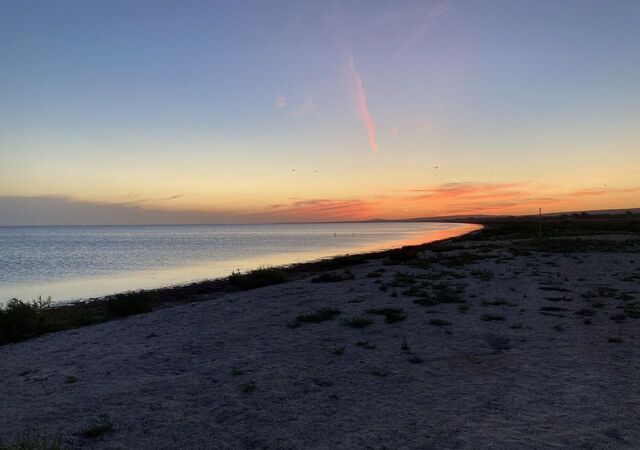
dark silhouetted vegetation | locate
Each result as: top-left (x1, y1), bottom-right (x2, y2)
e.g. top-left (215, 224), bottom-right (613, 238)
top-left (311, 270), bottom-right (354, 283)
top-left (366, 308), bottom-right (406, 323)
top-left (289, 308), bottom-right (341, 328)
top-left (82, 416), bottom-right (114, 438)
top-left (106, 291), bottom-right (154, 317)
top-left (228, 267), bottom-right (288, 290)
top-left (343, 317), bottom-right (373, 328)
top-left (0, 429), bottom-right (63, 450)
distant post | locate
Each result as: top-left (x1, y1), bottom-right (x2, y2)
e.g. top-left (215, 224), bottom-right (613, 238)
top-left (538, 208), bottom-right (542, 238)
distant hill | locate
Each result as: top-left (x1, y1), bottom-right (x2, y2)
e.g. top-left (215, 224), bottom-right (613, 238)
top-left (365, 207), bottom-right (640, 224)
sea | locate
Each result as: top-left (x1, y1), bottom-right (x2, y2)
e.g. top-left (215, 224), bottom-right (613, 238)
top-left (0, 222), bottom-right (479, 304)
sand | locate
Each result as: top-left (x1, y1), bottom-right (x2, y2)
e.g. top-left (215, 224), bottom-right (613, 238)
top-left (1, 232), bottom-right (640, 448)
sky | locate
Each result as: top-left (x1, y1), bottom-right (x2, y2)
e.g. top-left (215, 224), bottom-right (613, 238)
top-left (1, 0), bottom-right (639, 225)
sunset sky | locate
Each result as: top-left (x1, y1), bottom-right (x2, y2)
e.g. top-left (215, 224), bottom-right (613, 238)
top-left (1, 0), bottom-right (639, 225)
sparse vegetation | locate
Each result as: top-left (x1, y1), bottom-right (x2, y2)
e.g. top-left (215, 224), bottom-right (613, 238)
top-left (366, 308), bottom-right (406, 323)
top-left (366, 269), bottom-right (385, 278)
top-left (0, 430), bottom-right (63, 450)
top-left (344, 317), bottom-right (373, 328)
top-left (471, 269), bottom-right (494, 281)
top-left (429, 318), bottom-right (451, 326)
top-left (311, 270), bottom-right (354, 283)
top-left (355, 340), bottom-right (376, 349)
top-left (480, 314), bottom-right (505, 321)
top-left (390, 272), bottom-right (417, 287)
top-left (229, 267), bottom-right (288, 290)
top-left (0, 297), bottom-right (53, 345)
top-left (82, 416), bottom-right (114, 438)
top-left (332, 346), bottom-right (345, 355)
top-left (240, 380), bottom-right (257, 393)
top-left (106, 291), bottom-right (154, 317)
top-left (482, 298), bottom-right (516, 307)
top-left (289, 308), bottom-right (341, 328)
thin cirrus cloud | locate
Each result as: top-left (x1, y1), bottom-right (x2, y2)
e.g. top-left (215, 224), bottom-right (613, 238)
top-left (289, 95), bottom-right (315, 119)
top-left (397, 2), bottom-right (449, 57)
top-left (275, 94), bottom-right (287, 109)
top-left (262, 198), bottom-right (374, 221)
top-left (347, 56), bottom-right (377, 152)
top-left (275, 94), bottom-right (315, 118)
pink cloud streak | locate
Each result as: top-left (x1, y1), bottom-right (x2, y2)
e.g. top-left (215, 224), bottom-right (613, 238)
top-left (347, 57), bottom-right (377, 152)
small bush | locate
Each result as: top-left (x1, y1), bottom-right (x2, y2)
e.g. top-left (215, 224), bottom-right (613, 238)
top-left (413, 298), bottom-right (438, 307)
top-left (0, 297), bottom-right (53, 345)
top-left (82, 416), bottom-right (114, 438)
top-left (471, 269), bottom-right (495, 281)
top-left (240, 380), bottom-right (257, 393)
top-left (482, 299), bottom-right (517, 307)
top-left (366, 269), bottom-right (385, 278)
top-left (290, 308), bottom-right (341, 327)
top-left (355, 340), bottom-right (376, 349)
top-left (106, 292), bottom-right (154, 317)
top-left (343, 317), bottom-right (373, 328)
top-left (390, 272), bottom-right (417, 287)
top-left (429, 318), bottom-right (451, 326)
top-left (366, 308), bottom-right (406, 323)
top-left (480, 314), bottom-right (505, 321)
top-left (311, 271), bottom-right (354, 283)
top-left (229, 267), bottom-right (287, 290)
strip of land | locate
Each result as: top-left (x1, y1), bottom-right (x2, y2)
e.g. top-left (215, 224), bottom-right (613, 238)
top-left (1, 216), bottom-right (639, 449)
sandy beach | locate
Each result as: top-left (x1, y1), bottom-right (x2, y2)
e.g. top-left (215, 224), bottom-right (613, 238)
top-left (1, 219), bottom-right (640, 448)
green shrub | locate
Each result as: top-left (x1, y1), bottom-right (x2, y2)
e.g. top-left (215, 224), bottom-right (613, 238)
top-left (106, 292), bottom-right (154, 317)
top-left (0, 297), bottom-right (53, 345)
top-left (228, 267), bottom-right (288, 290)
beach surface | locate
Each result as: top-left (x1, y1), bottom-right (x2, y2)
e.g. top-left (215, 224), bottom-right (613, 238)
top-left (1, 223), bottom-right (640, 448)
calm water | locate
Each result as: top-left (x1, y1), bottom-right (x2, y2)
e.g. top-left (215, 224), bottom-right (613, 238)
top-left (0, 222), bottom-right (479, 304)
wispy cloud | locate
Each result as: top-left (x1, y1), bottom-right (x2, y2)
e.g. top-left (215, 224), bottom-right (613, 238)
top-left (347, 57), bottom-right (377, 152)
top-left (275, 94), bottom-right (287, 109)
top-left (398, 2), bottom-right (449, 57)
top-left (566, 187), bottom-right (640, 197)
top-left (264, 198), bottom-right (374, 221)
top-left (289, 95), bottom-right (315, 118)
